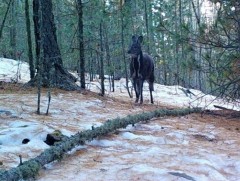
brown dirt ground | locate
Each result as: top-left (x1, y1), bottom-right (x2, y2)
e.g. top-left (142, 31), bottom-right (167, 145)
top-left (1, 81), bottom-right (239, 133)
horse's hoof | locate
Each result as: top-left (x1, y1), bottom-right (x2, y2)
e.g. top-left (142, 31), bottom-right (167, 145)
top-left (134, 102), bottom-right (139, 106)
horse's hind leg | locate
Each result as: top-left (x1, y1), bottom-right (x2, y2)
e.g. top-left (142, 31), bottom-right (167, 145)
top-left (149, 82), bottom-right (154, 104)
top-left (150, 90), bottom-right (153, 104)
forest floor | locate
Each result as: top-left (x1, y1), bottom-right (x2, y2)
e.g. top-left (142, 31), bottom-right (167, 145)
top-left (0, 81), bottom-right (240, 181)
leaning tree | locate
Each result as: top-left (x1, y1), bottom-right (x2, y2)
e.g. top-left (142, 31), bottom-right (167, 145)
top-left (28, 0), bottom-right (79, 90)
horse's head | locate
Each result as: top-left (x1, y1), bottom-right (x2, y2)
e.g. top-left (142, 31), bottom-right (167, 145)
top-left (127, 35), bottom-right (143, 59)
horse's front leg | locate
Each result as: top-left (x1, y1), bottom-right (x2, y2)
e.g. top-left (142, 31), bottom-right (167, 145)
top-left (138, 79), bottom-right (144, 104)
top-left (133, 78), bottom-right (139, 103)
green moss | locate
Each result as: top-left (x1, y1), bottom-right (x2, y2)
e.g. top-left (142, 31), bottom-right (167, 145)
top-left (19, 160), bottom-right (41, 179)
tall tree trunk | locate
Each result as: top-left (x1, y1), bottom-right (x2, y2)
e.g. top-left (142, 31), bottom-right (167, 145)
top-left (10, 0), bottom-right (16, 59)
top-left (99, 21), bottom-right (105, 96)
top-left (174, 0), bottom-right (180, 85)
top-left (148, 1), bottom-right (154, 55)
top-left (25, 0), bottom-right (35, 79)
top-left (121, 1), bottom-right (132, 98)
top-left (33, 0), bottom-right (40, 73)
top-left (192, 0), bottom-right (203, 90)
top-left (103, 23), bottom-right (114, 92)
top-left (144, 0), bottom-right (150, 52)
top-left (76, 0), bottom-right (85, 89)
top-left (33, 0), bottom-right (42, 114)
top-left (197, 0), bottom-right (203, 91)
top-left (28, 0), bottom-right (78, 91)
top-left (89, 48), bottom-right (94, 81)
top-left (162, 33), bottom-right (167, 85)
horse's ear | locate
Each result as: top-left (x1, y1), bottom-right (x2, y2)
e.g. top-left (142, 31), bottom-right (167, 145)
top-left (138, 36), bottom-right (143, 43)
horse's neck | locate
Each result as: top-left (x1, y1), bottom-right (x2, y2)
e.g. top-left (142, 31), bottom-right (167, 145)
top-left (138, 51), bottom-right (143, 61)
top-left (132, 55), bottom-right (142, 68)
top-left (132, 52), bottom-right (143, 78)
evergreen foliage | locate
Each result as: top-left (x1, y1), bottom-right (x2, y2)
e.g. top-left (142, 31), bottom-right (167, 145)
top-left (0, 0), bottom-right (239, 99)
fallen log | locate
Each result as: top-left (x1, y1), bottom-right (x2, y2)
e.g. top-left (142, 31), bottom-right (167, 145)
top-left (205, 105), bottom-right (240, 118)
top-left (0, 107), bottom-right (201, 181)
top-left (213, 105), bottom-right (233, 110)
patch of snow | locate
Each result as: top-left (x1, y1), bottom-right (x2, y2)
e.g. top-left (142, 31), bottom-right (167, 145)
top-left (0, 121), bottom-right (52, 146)
top-left (0, 58), bottom-right (30, 83)
top-left (119, 132), bottom-right (139, 140)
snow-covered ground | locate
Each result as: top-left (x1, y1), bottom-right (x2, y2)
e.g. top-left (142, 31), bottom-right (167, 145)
top-left (0, 58), bottom-right (30, 83)
top-left (0, 58), bottom-right (240, 181)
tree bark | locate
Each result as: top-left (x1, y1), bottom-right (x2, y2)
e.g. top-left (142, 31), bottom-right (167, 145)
top-left (9, 0), bottom-right (16, 60)
top-left (174, 0), bottom-right (180, 85)
top-left (76, 0), bottom-right (86, 89)
top-left (28, 0), bottom-right (78, 91)
top-left (33, 0), bottom-right (40, 72)
top-left (25, 0), bottom-right (35, 79)
top-left (99, 21), bottom-right (105, 96)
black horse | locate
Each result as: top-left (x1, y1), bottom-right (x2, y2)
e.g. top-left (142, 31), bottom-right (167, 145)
top-left (128, 35), bottom-right (154, 104)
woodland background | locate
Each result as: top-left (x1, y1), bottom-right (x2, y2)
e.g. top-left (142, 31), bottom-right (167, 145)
top-left (0, 0), bottom-right (239, 101)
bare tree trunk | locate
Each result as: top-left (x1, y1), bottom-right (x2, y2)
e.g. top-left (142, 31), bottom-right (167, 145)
top-left (197, 0), bottom-right (203, 91)
top-left (99, 21), bottom-right (105, 96)
top-left (103, 23), bottom-right (114, 92)
top-left (144, 0), bottom-right (150, 52)
top-left (174, 0), bottom-right (180, 85)
top-left (25, 0), bottom-right (35, 79)
top-left (76, 0), bottom-right (85, 89)
top-left (36, 1), bottom-right (43, 115)
top-left (89, 49), bottom-right (94, 81)
top-left (148, 1), bottom-right (154, 56)
top-left (10, 0), bottom-right (16, 60)
top-left (33, 0), bottom-right (40, 73)
top-left (162, 33), bottom-right (167, 85)
top-left (192, 0), bottom-right (203, 90)
top-left (121, 5), bottom-right (132, 98)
